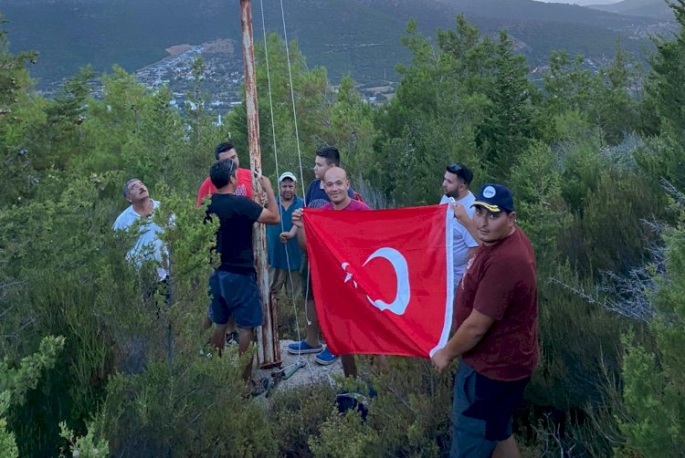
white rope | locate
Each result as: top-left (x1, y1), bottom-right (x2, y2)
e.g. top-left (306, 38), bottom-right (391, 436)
top-left (256, 1), bottom-right (328, 378)
top-left (277, 0), bottom-right (318, 330)
top-left (258, 0), bottom-right (309, 366)
top-left (278, 0), bottom-right (308, 203)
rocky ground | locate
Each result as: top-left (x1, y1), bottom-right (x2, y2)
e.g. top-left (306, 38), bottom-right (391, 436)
top-left (255, 340), bottom-right (344, 394)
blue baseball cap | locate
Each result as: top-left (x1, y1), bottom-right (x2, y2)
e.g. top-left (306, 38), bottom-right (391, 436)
top-left (472, 183), bottom-right (515, 213)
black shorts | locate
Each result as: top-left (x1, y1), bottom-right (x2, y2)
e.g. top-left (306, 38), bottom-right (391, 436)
top-left (301, 256), bottom-right (315, 302)
top-left (451, 361), bottom-right (529, 457)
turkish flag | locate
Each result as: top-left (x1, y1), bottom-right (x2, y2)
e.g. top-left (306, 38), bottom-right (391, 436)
top-left (304, 205), bottom-right (454, 359)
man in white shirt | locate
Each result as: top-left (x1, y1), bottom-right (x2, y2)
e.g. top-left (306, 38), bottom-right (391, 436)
top-left (440, 163), bottom-right (479, 292)
top-left (113, 178), bottom-right (169, 281)
top-left (113, 178), bottom-right (171, 374)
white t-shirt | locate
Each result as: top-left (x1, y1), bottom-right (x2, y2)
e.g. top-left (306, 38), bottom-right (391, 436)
top-left (440, 191), bottom-right (479, 286)
top-left (113, 200), bottom-right (169, 280)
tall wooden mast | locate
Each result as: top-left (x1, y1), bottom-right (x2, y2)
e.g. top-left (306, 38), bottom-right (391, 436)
top-left (239, 0), bottom-right (280, 368)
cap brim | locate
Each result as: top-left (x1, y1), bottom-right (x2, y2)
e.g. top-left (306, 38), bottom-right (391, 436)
top-left (472, 201), bottom-right (502, 212)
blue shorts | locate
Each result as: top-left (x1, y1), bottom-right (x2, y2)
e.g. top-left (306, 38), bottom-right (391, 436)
top-left (451, 361), bottom-right (529, 457)
top-left (208, 270), bottom-right (263, 329)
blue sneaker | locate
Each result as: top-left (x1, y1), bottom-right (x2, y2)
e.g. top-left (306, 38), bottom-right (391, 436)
top-left (287, 340), bottom-right (324, 355)
top-left (315, 347), bottom-right (339, 365)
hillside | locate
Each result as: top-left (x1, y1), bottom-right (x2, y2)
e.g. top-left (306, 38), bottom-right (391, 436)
top-left (588, 0), bottom-right (675, 20)
top-left (0, 0), bottom-right (669, 88)
top-left (437, 0), bottom-right (655, 26)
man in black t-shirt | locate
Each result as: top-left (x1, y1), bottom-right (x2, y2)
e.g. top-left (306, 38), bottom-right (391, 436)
top-left (206, 159), bottom-right (280, 392)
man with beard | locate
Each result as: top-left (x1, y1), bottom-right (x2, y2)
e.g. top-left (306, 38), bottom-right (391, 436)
top-left (440, 163), bottom-right (479, 292)
top-left (267, 172), bottom-right (304, 301)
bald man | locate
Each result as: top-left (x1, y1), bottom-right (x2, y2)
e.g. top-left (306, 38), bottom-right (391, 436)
top-left (291, 167), bottom-right (370, 376)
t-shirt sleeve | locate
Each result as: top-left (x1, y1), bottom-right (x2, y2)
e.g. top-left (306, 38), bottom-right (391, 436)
top-left (458, 224), bottom-right (479, 248)
top-left (305, 181), bottom-right (315, 204)
top-left (112, 217), bottom-right (125, 231)
top-left (113, 211), bottom-right (131, 231)
top-left (240, 197), bottom-right (265, 223)
top-left (472, 256), bottom-right (520, 321)
top-left (238, 169), bottom-right (254, 198)
top-left (357, 200), bottom-right (371, 211)
top-left (196, 178), bottom-right (211, 208)
top-left (347, 188), bottom-right (355, 199)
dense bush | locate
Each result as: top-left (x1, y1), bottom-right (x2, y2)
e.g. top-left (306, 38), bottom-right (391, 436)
top-left (2, 4), bottom-right (685, 456)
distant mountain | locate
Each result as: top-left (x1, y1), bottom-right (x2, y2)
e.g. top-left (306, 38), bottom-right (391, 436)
top-left (0, 0), bottom-right (671, 89)
top-left (536, 0), bottom-right (620, 4)
top-left (587, 0), bottom-right (675, 20)
top-left (436, 0), bottom-right (654, 26)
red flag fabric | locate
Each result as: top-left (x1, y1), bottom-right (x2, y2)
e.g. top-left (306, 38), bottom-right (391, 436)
top-left (304, 204), bottom-right (454, 359)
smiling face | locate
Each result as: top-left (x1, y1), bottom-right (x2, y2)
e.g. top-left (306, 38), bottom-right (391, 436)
top-left (323, 167), bottom-right (350, 206)
top-left (125, 179), bottom-right (149, 204)
top-left (472, 205), bottom-right (516, 245)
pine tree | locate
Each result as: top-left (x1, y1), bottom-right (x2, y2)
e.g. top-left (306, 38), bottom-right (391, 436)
top-left (0, 17), bottom-right (43, 206)
top-left (475, 31), bottom-right (537, 181)
top-left (618, 4), bottom-right (685, 454)
top-left (637, 0), bottom-right (685, 190)
top-left (619, 223), bottom-right (685, 456)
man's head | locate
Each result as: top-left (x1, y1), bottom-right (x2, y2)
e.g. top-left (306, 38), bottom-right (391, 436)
top-left (123, 178), bottom-right (150, 204)
top-left (314, 146), bottom-right (341, 180)
top-left (443, 163), bottom-right (473, 199)
top-left (278, 172), bottom-right (297, 201)
top-left (215, 142), bottom-right (239, 168)
top-left (472, 183), bottom-right (516, 245)
top-left (323, 167), bottom-right (350, 206)
top-left (209, 159), bottom-right (237, 190)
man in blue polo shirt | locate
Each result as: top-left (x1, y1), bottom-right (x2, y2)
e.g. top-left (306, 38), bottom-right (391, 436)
top-left (267, 172), bottom-right (304, 301)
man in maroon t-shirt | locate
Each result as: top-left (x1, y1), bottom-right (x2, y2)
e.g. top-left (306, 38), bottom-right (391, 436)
top-left (292, 167), bottom-right (370, 377)
top-left (432, 183), bottom-right (538, 458)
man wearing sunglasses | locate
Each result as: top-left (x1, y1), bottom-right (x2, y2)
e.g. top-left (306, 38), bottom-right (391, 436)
top-left (440, 163), bottom-right (479, 292)
top-left (205, 159), bottom-right (280, 396)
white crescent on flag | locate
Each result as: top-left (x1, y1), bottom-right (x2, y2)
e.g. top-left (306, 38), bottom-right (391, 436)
top-left (363, 247), bottom-right (411, 315)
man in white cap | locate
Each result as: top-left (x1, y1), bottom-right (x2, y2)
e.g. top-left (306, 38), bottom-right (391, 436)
top-left (267, 172), bottom-right (305, 301)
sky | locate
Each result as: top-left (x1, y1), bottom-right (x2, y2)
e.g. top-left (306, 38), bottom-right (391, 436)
top-left (534, 0), bottom-right (621, 4)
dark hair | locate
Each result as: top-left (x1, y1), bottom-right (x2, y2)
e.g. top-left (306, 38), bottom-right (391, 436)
top-left (446, 163), bottom-right (473, 186)
top-left (123, 178), bottom-right (140, 198)
top-left (214, 142), bottom-right (235, 160)
top-left (210, 159), bottom-right (236, 189)
top-left (316, 146), bottom-right (341, 166)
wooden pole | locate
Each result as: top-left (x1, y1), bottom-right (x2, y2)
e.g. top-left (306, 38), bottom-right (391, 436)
top-left (239, 0), bottom-right (280, 368)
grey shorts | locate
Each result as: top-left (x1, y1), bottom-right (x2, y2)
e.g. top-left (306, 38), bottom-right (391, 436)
top-left (451, 361), bottom-right (529, 457)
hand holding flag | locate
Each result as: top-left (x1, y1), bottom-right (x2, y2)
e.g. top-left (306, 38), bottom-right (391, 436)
top-left (303, 205), bottom-right (455, 359)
